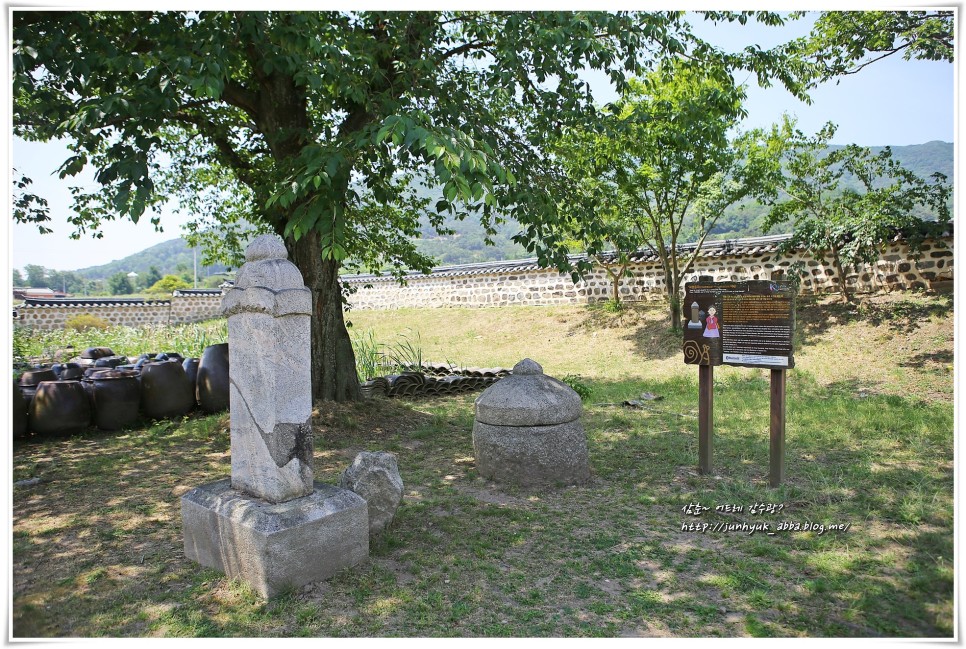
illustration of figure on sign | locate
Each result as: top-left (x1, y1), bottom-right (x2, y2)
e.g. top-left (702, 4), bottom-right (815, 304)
top-left (703, 306), bottom-right (720, 338)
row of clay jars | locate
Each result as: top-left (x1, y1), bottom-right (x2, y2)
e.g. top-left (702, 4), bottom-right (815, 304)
top-left (13, 343), bottom-right (230, 440)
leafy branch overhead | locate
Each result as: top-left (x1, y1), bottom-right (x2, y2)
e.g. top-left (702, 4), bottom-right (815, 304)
top-left (13, 11), bottom-right (812, 270)
top-left (794, 10), bottom-right (954, 82)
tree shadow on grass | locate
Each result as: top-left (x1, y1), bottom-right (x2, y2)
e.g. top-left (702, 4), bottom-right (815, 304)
top-left (899, 350), bottom-right (953, 368)
top-left (10, 379), bottom-right (954, 638)
top-left (795, 294), bottom-right (953, 346)
top-left (582, 375), bottom-right (953, 637)
top-left (567, 301), bottom-right (681, 362)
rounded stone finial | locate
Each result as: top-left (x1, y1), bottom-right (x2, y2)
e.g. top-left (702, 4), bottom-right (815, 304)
top-left (245, 234), bottom-right (288, 262)
top-left (513, 358), bottom-right (543, 375)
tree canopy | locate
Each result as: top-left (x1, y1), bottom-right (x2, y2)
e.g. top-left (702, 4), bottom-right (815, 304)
top-left (552, 60), bottom-right (784, 326)
top-left (13, 10), bottom-right (811, 399)
top-left (757, 117), bottom-right (951, 301)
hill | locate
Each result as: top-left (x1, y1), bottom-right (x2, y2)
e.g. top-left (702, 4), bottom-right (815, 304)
top-left (72, 237), bottom-right (230, 280)
top-left (68, 141), bottom-right (951, 275)
top-left (706, 140), bottom-right (953, 240)
top-left (410, 140), bottom-right (953, 257)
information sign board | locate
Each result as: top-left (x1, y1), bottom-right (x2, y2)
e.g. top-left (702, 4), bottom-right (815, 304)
top-left (682, 280), bottom-right (795, 370)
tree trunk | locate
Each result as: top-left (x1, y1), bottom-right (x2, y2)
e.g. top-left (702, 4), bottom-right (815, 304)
top-left (831, 248), bottom-right (853, 303)
top-left (289, 231), bottom-right (361, 402)
top-left (663, 266), bottom-right (682, 330)
top-left (669, 294), bottom-right (682, 330)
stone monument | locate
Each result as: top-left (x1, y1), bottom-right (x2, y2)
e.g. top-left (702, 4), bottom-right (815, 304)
top-left (181, 234), bottom-right (369, 598)
top-left (472, 358), bottom-right (590, 487)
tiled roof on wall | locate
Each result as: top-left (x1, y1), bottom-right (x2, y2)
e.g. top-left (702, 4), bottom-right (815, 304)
top-left (19, 297), bottom-right (172, 308)
top-left (342, 233), bottom-right (795, 283)
top-left (172, 289), bottom-right (224, 296)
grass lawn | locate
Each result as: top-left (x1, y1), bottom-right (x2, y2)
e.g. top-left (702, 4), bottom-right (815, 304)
top-left (11, 292), bottom-right (954, 637)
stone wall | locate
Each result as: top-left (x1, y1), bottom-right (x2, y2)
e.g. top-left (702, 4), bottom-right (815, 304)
top-left (15, 293), bottom-right (226, 331)
top-left (14, 234), bottom-right (953, 327)
top-left (344, 234), bottom-right (953, 311)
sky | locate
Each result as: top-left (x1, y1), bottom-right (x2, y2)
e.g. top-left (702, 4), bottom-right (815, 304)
top-left (7, 10), bottom-right (958, 273)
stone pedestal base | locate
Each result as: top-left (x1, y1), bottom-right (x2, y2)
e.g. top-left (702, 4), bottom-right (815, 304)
top-left (181, 479), bottom-right (369, 598)
top-left (472, 419), bottom-right (590, 487)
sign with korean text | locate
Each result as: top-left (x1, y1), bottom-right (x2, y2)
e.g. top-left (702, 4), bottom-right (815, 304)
top-left (682, 280), bottom-right (795, 370)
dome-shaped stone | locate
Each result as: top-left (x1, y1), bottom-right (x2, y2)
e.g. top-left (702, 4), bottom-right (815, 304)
top-left (474, 357), bottom-right (582, 427)
top-left (245, 234), bottom-right (288, 262)
top-left (233, 236), bottom-right (305, 291)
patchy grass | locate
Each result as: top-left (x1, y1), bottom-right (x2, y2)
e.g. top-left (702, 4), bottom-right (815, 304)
top-left (12, 293), bottom-right (953, 637)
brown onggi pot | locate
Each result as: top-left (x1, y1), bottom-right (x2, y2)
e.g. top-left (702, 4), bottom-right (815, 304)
top-left (83, 370), bottom-right (141, 431)
top-left (28, 380), bottom-right (91, 438)
top-left (19, 368), bottom-right (58, 409)
top-left (182, 358), bottom-right (200, 403)
top-left (139, 360), bottom-right (194, 420)
top-left (81, 347), bottom-right (115, 360)
top-left (13, 382), bottom-right (28, 439)
top-left (196, 343), bottom-right (230, 413)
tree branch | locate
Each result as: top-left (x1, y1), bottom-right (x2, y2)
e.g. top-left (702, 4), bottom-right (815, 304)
top-left (436, 39), bottom-right (495, 63)
top-left (173, 112), bottom-right (260, 189)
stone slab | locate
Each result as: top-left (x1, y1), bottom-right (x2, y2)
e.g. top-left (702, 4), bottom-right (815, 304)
top-left (181, 479), bottom-right (369, 598)
top-left (472, 419), bottom-right (590, 487)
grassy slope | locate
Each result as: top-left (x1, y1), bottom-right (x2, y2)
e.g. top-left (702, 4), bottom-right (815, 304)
top-left (12, 292), bottom-right (953, 637)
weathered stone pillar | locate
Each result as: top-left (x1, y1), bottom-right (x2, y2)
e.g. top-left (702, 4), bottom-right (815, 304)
top-left (222, 235), bottom-right (314, 503)
top-left (181, 234), bottom-right (369, 598)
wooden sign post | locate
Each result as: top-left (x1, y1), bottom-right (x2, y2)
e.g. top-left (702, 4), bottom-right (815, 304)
top-left (682, 280), bottom-right (795, 486)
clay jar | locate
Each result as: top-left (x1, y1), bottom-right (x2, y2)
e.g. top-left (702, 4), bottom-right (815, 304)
top-left (19, 368), bottom-right (58, 408)
top-left (81, 347), bottom-right (116, 361)
top-left (196, 343), bottom-right (229, 413)
top-left (182, 358), bottom-right (201, 402)
top-left (93, 355), bottom-right (128, 369)
top-left (83, 370), bottom-right (141, 431)
top-left (139, 360), bottom-right (194, 420)
top-left (29, 380), bottom-right (92, 438)
top-left (57, 363), bottom-right (86, 380)
top-left (13, 382), bottom-right (28, 439)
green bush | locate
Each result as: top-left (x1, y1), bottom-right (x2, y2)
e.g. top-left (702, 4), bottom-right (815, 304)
top-left (65, 313), bottom-right (111, 331)
top-left (561, 374), bottom-right (592, 400)
top-left (146, 274), bottom-right (191, 296)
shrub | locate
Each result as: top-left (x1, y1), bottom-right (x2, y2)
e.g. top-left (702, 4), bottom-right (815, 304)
top-left (602, 298), bottom-right (624, 314)
top-left (65, 313), bottom-right (111, 332)
top-left (561, 374), bottom-right (592, 401)
top-left (146, 274), bottom-right (191, 296)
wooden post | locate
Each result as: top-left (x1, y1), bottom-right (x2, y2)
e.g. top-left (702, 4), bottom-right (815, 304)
top-left (698, 364), bottom-right (713, 474)
top-left (769, 369), bottom-right (786, 487)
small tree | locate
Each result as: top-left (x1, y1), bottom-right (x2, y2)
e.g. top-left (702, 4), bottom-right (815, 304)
top-left (147, 274), bottom-right (192, 296)
top-left (758, 117), bottom-right (951, 302)
top-left (24, 264), bottom-right (47, 288)
top-left (107, 272), bottom-right (134, 296)
top-left (553, 63), bottom-right (782, 328)
top-left (142, 266), bottom-right (163, 290)
top-left (12, 268), bottom-right (25, 286)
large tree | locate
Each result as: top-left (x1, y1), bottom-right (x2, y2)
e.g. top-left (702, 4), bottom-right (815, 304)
top-left (553, 63), bottom-right (784, 328)
top-left (14, 11), bottom-right (806, 399)
top-left (757, 117), bottom-right (951, 302)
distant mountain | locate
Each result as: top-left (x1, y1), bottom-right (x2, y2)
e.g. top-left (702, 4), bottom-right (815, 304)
top-left (72, 237), bottom-right (230, 280)
top-left (411, 140), bottom-right (953, 257)
top-left (69, 141), bottom-right (951, 274)
top-left (705, 140), bottom-right (953, 241)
